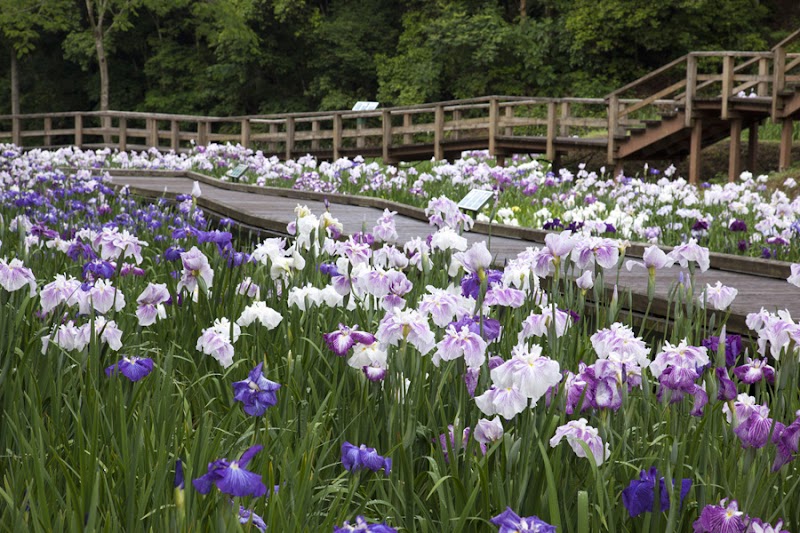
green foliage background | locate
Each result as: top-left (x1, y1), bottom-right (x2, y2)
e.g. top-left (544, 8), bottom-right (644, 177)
top-left (0, 0), bottom-right (798, 116)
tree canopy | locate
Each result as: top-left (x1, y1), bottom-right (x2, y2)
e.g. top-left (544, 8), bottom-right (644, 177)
top-left (0, 0), bottom-right (796, 116)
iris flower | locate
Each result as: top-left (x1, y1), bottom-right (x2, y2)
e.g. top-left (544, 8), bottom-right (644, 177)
top-left (232, 363), bottom-right (281, 416)
top-left (193, 445), bottom-right (267, 498)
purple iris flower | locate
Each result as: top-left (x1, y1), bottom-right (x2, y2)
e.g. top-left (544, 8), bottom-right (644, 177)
top-left (715, 368), bottom-right (737, 401)
top-left (693, 499), bottom-right (745, 532)
top-left (449, 315), bottom-right (501, 342)
top-left (490, 507), bottom-right (555, 533)
top-left (323, 324), bottom-right (375, 356)
top-left (67, 242), bottom-right (96, 261)
top-left (105, 357), bottom-right (155, 382)
top-left (737, 240), bottom-right (749, 252)
top-left (701, 334), bottom-right (742, 366)
top-left (729, 219), bottom-right (747, 232)
top-left (621, 467), bottom-right (692, 517)
top-left (692, 219), bottom-right (709, 231)
top-left (175, 459), bottom-right (185, 489)
top-left (341, 442), bottom-right (391, 476)
top-left (733, 358), bottom-right (775, 385)
top-left (542, 218), bottom-right (563, 230)
top-left (319, 263), bottom-right (341, 277)
top-left (232, 363), bottom-right (281, 416)
top-left (334, 516), bottom-right (397, 532)
top-left (238, 506), bottom-right (267, 532)
top-left (164, 246), bottom-right (185, 262)
top-left (82, 259), bottom-right (116, 281)
top-left (772, 414), bottom-right (800, 471)
top-left (460, 269), bottom-right (502, 299)
top-left (192, 445), bottom-right (267, 498)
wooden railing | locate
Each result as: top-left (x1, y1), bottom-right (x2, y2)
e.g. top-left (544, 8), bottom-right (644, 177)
top-left (1, 32), bottom-right (800, 166)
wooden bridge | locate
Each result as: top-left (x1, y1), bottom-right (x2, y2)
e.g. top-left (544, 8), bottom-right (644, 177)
top-left (3, 30), bottom-right (800, 184)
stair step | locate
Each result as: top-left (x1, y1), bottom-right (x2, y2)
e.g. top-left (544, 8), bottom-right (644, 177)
top-left (642, 119), bottom-right (662, 127)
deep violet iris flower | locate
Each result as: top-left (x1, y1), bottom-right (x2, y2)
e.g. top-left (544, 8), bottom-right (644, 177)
top-left (341, 442), bottom-right (391, 476)
top-left (232, 363), bottom-right (281, 416)
top-left (192, 445), bottom-right (267, 498)
top-left (621, 467), bottom-right (692, 517)
top-left (105, 356), bottom-right (155, 382)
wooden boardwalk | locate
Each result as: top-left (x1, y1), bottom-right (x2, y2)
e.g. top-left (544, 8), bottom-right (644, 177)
top-left (5, 30), bottom-right (800, 186)
top-left (112, 172), bottom-right (800, 336)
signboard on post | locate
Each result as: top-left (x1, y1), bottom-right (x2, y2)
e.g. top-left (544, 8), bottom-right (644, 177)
top-left (457, 189), bottom-right (494, 213)
top-left (225, 164), bottom-right (249, 181)
top-left (352, 101), bottom-right (380, 111)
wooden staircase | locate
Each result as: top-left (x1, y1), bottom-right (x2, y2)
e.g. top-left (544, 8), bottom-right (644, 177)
top-left (605, 29), bottom-right (800, 182)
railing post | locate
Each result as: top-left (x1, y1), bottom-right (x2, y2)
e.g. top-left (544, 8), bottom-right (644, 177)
top-left (452, 109), bottom-right (461, 140)
top-left (332, 113), bottom-right (342, 160)
top-left (728, 118), bottom-right (742, 182)
top-left (268, 123), bottom-right (278, 153)
top-left (607, 95), bottom-right (618, 164)
top-left (721, 54), bottom-right (734, 119)
top-left (689, 118), bottom-right (703, 185)
top-left (118, 117), bottom-right (127, 152)
top-left (747, 122), bottom-right (758, 171)
top-left (488, 97), bottom-right (498, 157)
top-left (148, 117), bottom-right (158, 149)
top-left (402, 113), bottom-right (412, 144)
top-left (240, 118), bottom-right (250, 148)
top-left (311, 120), bottom-right (320, 151)
top-left (758, 57), bottom-right (769, 97)
top-left (197, 121), bottom-right (208, 146)
top-left (356, 115), bottom-right (364, 149)
top-left (285, 116), bottom-right (295, 160)
top-left (171, 120), bottom-right (180, 152)
top-left (74, 114), bottom-right (83, 147)
top-left (780, 117), bottom-right (793, 170)
top-left (685, 54), bottom-right (697, 128)
top-left (546, 100), bottom-right (556, 161)
top-left (559, 101), bottom-right (570, 136)
top-left (434, 104), bottom-right (444, 161)
top-left (772, 45), bottom-right (787, 119)
top-left (504, 105), bottom-right (513, 136)
top-left (382, 110), bottom-right (392, 163)
top-left (43, 117), bottom-right (52, 147)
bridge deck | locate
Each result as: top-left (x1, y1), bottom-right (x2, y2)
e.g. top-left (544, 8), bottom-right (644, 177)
top-left (112, 173), bottom-right (800, 336)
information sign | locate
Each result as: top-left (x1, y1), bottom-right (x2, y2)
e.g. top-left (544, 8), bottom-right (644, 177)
top-left (226, 164), bottom-right (249, 180)
top-left (457, 189), bottom-right (494, 212)
top-left (352, 101), bottom-right (380, 111)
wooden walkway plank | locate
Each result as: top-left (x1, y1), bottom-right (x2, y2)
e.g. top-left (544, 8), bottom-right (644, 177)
top-left (113, 174), bottom-right (800, 335)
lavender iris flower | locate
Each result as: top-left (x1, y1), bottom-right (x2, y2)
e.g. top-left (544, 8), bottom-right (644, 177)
top-left (715, 368), bottom-right (737, 401)
top-left (105, 356), bottom-right (154, 382)
top-left (192, 445), bottom-right (267, 498)
top-left (490, 507), bottom-right (555, 533)
top-left (693, 499), bottom-right (746, 532)
top-left (341, 442), bottom-right (391, 476)
top-left (324, 324), bottom-right (376, 356)
top-left (232, 363), bottom-right (281, 416)
top-left (449, 315), bottom-right (501, 342)
top-left (621, 467), bottom-right (691, 517)
top-left (238, 507), bottom-right (267, 532)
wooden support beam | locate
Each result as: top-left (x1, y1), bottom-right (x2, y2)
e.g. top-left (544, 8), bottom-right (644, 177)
top-left (434, 105), bottom-right (444, 161)
top-left (452, 109), bottom-right (461, 140)
top-left (747, 123), bottom-right (758, 171)
top-left (118, 117), bottom-right (126, 152)
top-left (197, 121), bottom-right (208, 146)
top-left (772, 46), bottom-right (787, 119)
top-left (689, 118), bottom-right (703, 185)
top-left (685, 55), bottom-right (697, 128)
top-left (721, 55), bottom-right (734, 119)
top-left (382, 110), bottom-right (392, 163)
top-left (779, 118), bottom-right (793, 170)
top-left (332, 113), bottom-right (342, 160)
top-left (285, 117), bottom-right (295, 160)
top-left (402, 113), bottom-right (412, 145)
top-left (488, 98), bottom-right (498, 157)
top-left (268, 123), bottom-right (278, 154)
top-left (241, 118), bottom-right (251, 148)
top-left (11, 116), bottom-right (20, 146)
top-left (74, 114), bottom-right (83, 147)
top-left (728, 118), bottom-right (742, 182)
top-left (171, 120), bottom-right (180, 152)
top-left (356, 117), bottom-right (364, 149)
top-left (546, 101), bottom-right (556, 161)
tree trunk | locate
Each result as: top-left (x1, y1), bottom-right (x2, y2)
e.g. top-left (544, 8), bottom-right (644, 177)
top-left (519, 0), bottom-right (527, 19)
top-left (93, 27), bottom-right (111, 143)
top-left (10, 50), bottom-right (19, 116)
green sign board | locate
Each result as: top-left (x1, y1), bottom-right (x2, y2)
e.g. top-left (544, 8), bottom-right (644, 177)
top-left (226, 164), bottom-right (249, 180)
